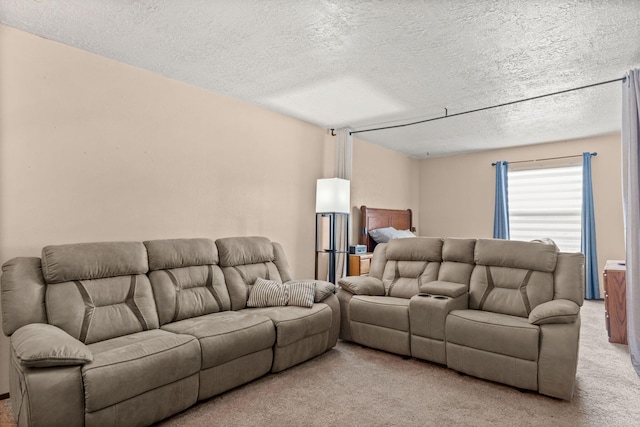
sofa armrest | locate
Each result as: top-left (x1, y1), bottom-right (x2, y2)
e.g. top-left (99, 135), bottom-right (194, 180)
top-left (420, 280), bottom-right (467, 298)
top-left (528, 299), bottom-right (580, 325)
top-left (312, 280), bottom-right (336, 302)
top-left (12, 323), bottom-right (93, 368)
top-left (338, 276), bottom-right (385, 296)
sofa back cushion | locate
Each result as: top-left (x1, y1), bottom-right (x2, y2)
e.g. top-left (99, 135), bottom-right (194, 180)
top-left (42, 241), bottom-right (148, 284)
top-left (437, 238), bottom-right (476, 285)
top-left (1, 257), bottom-right (48, 336)
top-left (216, 236), bottom-right (284, 310)
top-left (553, 252), bottom-right (585, 306)
top-left (367, 243), bottom-right (388, 280)
top-left (145, 238), bottom-right (231, 326)
top-left (469, 239), bottom-right (558, 317)
top-left (272, 242), bottom-right (294, 283)
top-left (43, 242), bottom-right (159, 344)
top-left (382, 238), bottom-right (443, 298)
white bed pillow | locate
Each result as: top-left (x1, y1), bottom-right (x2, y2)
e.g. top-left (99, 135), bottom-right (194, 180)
top-left (393, 229), bottom-right (416, 239)
top-left (369, 227), bottom-right (398, 243)
top-left (369, 227), bottom-right (416, 243)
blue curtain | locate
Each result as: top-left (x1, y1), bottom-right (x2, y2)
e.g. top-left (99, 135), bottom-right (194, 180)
top-left (582, 152), bottom-right (600, 299)
top-left (493, 160), bottom-right (510, 239)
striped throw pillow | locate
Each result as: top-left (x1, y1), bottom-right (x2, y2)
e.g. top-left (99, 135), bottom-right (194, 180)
top-left (287, 281), bottom-right (316, 308)
top-left (247, 278), bottom-right (287, 308)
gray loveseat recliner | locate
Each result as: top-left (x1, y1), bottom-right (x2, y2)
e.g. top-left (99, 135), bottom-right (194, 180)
top-left (2, 236), bottom-right (339, 427)
top-left (337, 237), bottom-right (584, 400)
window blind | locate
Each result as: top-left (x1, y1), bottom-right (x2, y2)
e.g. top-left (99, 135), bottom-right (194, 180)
top-left (508, 165), bottom-right (582, 252)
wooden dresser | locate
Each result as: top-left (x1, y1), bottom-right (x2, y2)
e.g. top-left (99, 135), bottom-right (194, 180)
top-left (349, 253), bottom-right (373, 276)
top-left (603, 260), bottom-right (627, 345)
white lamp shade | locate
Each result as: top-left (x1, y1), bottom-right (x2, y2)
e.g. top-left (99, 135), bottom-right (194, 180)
top-left (316, 178), bottom-right (350, 213)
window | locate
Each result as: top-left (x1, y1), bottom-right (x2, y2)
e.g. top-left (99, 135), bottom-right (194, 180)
top-left (508, 165), bottom-right (583, 252)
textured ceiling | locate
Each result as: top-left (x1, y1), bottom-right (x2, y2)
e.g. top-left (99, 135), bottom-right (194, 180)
top-left (2, 0), bottom-right (640, 158)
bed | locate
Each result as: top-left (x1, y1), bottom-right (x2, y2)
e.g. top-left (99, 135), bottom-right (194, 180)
top-left (359, 206), bottom-right (414, 252)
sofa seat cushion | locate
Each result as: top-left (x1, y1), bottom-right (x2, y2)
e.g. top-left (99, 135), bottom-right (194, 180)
top-left (446, 310), bottom-right (539, 361)
top-left (161, 311), bottom-right (275, 369)
top-left (239, 304), bottom-right (332, 347)
top-left (83, 329), bottom-right (200, 413)
top-left (350, 296), bottom-right (410, 332)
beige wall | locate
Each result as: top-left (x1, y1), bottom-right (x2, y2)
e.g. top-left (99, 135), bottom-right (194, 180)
top-left (0, 26), bottom-right (418, 395)
top-left (351, 138), bottom-right (421, 244)
top-left (419, 133), bottom-right (626, 285)
top-left (0, 24), bottom-right (624, 397)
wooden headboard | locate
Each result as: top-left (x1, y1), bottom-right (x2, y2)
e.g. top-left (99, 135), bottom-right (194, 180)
top-left (359, 206), bottom-right (413, 252)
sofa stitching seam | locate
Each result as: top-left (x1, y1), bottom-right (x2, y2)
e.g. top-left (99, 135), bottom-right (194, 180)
top-left (269, 305), bottom-right (330, 324)
top-left (448, 313), bottom-right (538, 331)
top-left (163, 319), bottom-right (273, 338)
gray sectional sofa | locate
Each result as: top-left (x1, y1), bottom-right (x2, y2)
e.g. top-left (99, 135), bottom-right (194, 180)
top-left (1, 236), bottom-right (339, 427)
top-left (0, 234), bottom-right (586, 426)
top-left (337, 237), bottom-right (585, 400)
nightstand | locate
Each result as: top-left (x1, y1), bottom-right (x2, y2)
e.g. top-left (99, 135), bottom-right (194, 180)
top-left (349, 253), bottom-right (373, 276)
top-left (603, 260), bottom-right (627, 344)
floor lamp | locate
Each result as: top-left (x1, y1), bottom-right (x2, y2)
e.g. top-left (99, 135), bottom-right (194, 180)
top-left (315, 178), bottom-right (350, 284)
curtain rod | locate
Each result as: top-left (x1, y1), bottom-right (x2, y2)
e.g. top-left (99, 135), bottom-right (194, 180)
top-left (491, 152), bottom-right (597, 167)
top-left (339, 77), bottom-right (625, 136)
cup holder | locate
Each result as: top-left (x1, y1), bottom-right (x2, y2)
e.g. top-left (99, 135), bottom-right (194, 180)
top-left (417, 293), bottom-right (449, 300)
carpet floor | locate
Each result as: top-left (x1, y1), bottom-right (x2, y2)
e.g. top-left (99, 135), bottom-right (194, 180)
top-left (1, 300), bottom-right (639, 426)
